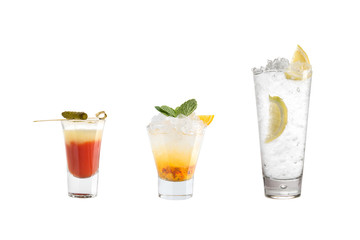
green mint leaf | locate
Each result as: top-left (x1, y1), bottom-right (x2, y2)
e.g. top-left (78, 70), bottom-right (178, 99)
top-left (155, 106), bottom-right (177, 117)
top-left (176, 99), bottom-right (197, 116)
top-left (160, 105), bottom-right (176, 117)
top-left (155, 106), bottom-right (170, 116)
top-left (175, 106), bottom-right (181, 116)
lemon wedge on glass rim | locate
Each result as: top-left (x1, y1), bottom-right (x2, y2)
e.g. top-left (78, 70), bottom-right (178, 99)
top-left (198, 115), bottom-right (214, 126)
top-left (285, 45), bottom-right (311, 81)
top-left (265, 96), bottom-right (287, 143)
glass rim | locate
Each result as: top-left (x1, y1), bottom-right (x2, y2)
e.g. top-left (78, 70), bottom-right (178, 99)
top-left (252, 68), bottom-right (313, 76)
top-left (61, 119), bottom-right (105, 123)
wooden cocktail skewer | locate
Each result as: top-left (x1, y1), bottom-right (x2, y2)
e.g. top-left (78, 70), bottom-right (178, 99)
top-left (34, 118), bottom-right (96, 122)
top-left (34, 111), bottom-right (107, 122)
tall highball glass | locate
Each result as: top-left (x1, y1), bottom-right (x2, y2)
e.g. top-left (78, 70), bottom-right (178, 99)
top-left (253, 58), bottom-right (312, 199)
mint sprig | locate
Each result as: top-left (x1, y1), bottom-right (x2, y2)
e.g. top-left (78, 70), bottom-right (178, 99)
top-left (176, 99), bottom-right (197, 116)
top-left (155, 99), bottom-right (197, 117)
top-left (155, 106), bottom-right (177, 117)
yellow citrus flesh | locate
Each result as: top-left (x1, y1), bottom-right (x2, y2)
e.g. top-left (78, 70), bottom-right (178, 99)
top-left (265, 96), bottom-right (288, 143)
top-left (285, 45), bottom-right (311, 80)
top-left (291, 45), bottom-right (310, 64)
top-left (198, 115), bottom-right (214, 126)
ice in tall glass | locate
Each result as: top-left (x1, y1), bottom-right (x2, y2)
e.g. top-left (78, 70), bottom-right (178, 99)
top-left (252, 46), bottom-right (312, 199)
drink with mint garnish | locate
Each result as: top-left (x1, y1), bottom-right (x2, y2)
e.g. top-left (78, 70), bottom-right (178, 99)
top-left (147, 99), bottom-right (213, 200)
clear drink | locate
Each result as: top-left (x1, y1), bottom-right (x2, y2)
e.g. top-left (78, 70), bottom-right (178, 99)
top-left (253, 47), bottom-right (312, 199)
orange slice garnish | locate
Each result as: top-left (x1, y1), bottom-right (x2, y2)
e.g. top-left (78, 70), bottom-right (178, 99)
top-left (198, 115), bottom-right (214, 126)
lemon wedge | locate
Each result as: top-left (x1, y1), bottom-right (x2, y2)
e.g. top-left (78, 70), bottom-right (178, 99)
top-left (265, 96), bottom-right (287, 143)
top-left (285, 45), bottom-right (311, 80)
top-left (291, 45), bottom-right (310, 64)
top-left (198, 115), bottom-right (214, 126)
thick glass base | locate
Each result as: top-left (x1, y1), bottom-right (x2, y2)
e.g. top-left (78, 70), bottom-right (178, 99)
top-left (263, 176), bottom-right (302, 199)
top-left (158, 178), bottom-right (193, 200)
top-left (67, 171), bottom-right (99, 198)
top-left (68, 193), bottom-right (96, 198)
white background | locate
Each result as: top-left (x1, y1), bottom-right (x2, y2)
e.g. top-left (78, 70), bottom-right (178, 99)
top-left (0, 0), bottom-right (359, 239)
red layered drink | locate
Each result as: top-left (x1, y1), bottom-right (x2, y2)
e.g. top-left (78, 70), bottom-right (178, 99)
top-left (62, 119), bottom-right (105, 198)
top-left (64, 130), bottom-right (102, 178)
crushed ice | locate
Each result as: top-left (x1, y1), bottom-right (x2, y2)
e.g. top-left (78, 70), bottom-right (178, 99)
top-left (252, 57), bottom-right (312, 76)
top-left (252, 58), bottom-right (289, 74)
top-left (148, 112), bottom-right (206, 135)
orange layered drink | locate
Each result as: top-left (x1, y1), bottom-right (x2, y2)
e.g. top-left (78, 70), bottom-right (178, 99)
top-left (147, 99), bottom-right (213, 199)
top-left (149, 131), bottom-right (204, 182)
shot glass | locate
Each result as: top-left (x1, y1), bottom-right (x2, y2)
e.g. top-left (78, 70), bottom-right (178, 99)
top-left (62, 119), bottom-right (105, 198)
top-left (253, 58), bottom-right (312, 199)
top-left (147, 117), bottom-right (206, 200)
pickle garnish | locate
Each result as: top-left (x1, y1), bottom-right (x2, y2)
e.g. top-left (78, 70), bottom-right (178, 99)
top-left (34, 111), bottom-right (107, 122)
top-left (62, 111), bottom-right (88, 120)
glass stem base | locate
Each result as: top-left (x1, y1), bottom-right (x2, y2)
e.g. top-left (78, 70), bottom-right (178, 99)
top-left (263, 176), bottom-right (302, 199)
top-left (67, 171), bottom-right (99, 198)
top-left (158, 177), bottom-right (193, 200)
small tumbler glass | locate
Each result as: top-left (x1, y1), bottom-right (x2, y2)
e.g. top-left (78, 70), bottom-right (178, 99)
top-left (147, 121), bottom-right (205, 200)
top-left (61, 119), bottom-right (105, 198)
